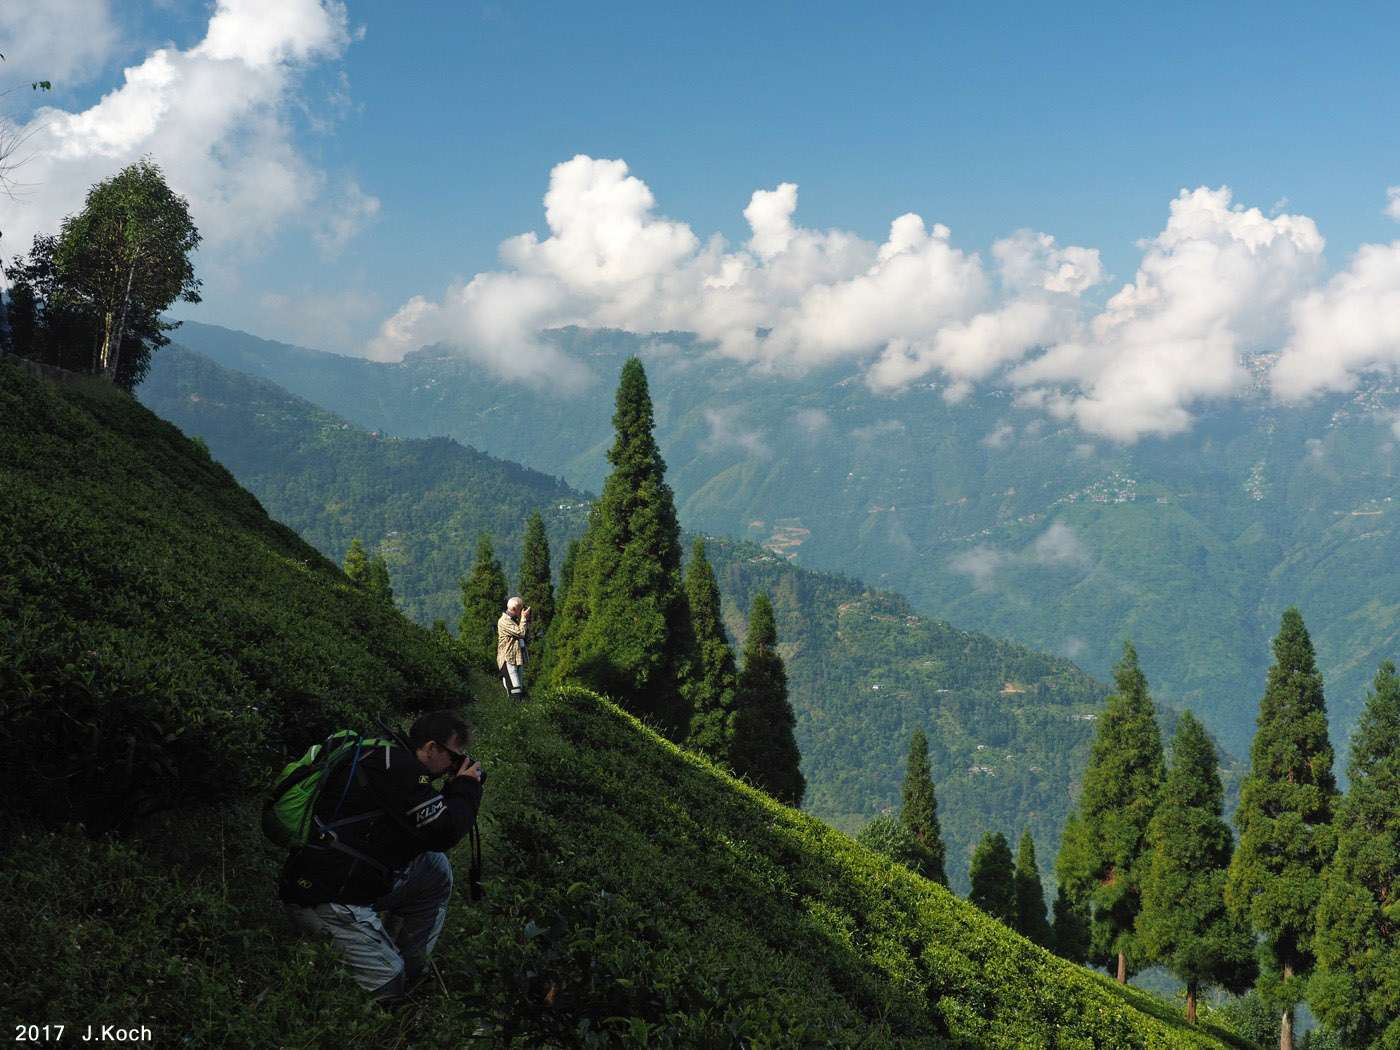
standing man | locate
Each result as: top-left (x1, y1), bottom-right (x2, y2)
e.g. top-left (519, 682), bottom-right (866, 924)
top-left (497, 596), bottom-right (530, 697)
top-left (279, 710), bottom-right (484, 1002)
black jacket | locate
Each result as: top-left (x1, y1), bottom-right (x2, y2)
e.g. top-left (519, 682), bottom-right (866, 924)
top-left (277, 739), bottom-right (483, 907)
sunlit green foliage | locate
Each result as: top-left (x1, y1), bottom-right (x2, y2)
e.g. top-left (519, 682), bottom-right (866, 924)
top-left (458, 531), bottom-right (508, 671)
top-left (1311, 661), bottom-right (1400, 1050)
top-left (901, 727), bottom-right (948, 886)
top-left (683, 537), bottom-right (739, 761)
top-left (969, 831), bottom-right (1017, 925)
top-left (516, 508), bottom-right (554, 684)
top-left (1137, 711), bottom-right (1256, 1023)
top-left (1014, 829), bottom-right (1052, 948)
top-left (4, 159), bottom-right (201, 388)
top-left (730, 592), bottom-right (804, 806)
top-left (1226, 608), bottom-right (1338, 1045)
top-left (1057, 642), bottom-right (1166, 982)
top-left (547, 357), bottom-right (695, 736)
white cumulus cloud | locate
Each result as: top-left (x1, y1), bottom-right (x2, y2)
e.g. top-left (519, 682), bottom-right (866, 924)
top-left (2, 0), bottom-right (371, 263)
top-left (374, 159), bottom-right (1400, 443)
top-left (371, 154), bottom-right (1102, 391)
top-left (0, 0), bottom-right (120, 86)
top-left (1011, 186), bottom-right (1325, 441)
top-left (1273, 234), bottom-right (1400, 400)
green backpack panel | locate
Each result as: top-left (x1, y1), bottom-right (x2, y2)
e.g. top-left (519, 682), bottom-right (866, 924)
top-left (262, 731), bottom-right (391, 848)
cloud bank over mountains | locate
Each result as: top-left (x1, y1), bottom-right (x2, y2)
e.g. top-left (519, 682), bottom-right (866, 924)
top-left (9, 1), bottom-right (1400, 443)
top-left (373, 155), bottom-right (1400, 442)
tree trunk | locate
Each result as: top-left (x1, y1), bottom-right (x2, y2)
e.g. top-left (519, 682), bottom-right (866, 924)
top-left (1116, 951), bottom-right (1127, 984)
top-left (101, 264), bottom-right (137, 382)
top-left (1280, 960), bottom-right (1294, 1050)
top-left (1186, 981), bottom-right (1197, 1024)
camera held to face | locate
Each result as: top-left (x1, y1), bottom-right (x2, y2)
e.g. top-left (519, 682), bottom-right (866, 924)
top-left (447, 748), bottom-right (485, 784)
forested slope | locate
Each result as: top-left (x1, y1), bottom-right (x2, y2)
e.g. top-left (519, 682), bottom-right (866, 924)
top-left (0, 359), bottom-right (1247, 1047)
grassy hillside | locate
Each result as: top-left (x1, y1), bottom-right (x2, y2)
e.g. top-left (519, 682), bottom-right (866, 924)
top-left (138, 346), bottom-right (590, 624)
top-left (0, 363), bottom-right (1251, 1046)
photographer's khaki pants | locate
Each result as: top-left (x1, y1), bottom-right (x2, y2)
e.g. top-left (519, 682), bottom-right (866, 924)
top-left (286, 851), bottom-right (452, 997)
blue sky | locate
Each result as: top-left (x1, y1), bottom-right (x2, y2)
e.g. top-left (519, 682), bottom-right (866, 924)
top-left (6, 0), bottom-right (1400, 440)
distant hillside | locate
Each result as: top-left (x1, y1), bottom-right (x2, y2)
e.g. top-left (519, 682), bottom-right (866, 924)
top-left (141, 347), bottom-right (1244, 894)
top-left (171, 320), bottom-right (1400, 761)
top-left (0, 358), bottom-right (1246, 1047)
top-left (139, 346), bottom-right (590, 625)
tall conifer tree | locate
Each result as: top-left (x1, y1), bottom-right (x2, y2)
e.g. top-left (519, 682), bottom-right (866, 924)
top-left (1137, 711), bottom-right (1257, 1023)
top-left (901, 727), bottom-right (947, 886)
top-left (458, 531), bottom-right (508, 671)
top-left (683, 538), bottom-right (739, 760)
top-left (729, 592), bottom-right (804, 805)
top-left (539, 537), bottom-right (583, 685)
top-left (517, 509), bottom-right (555, 684)
top-left (1311, 660), bottom-right (1400, 1049)
top-left (1226, 607), bottom-right (1338, 1050)
top-left (546, 357), bottom-right (694, 736)
top-left (1055, 641), bottom-right (1166, 983)
top-left (343, 538), bottom-right (370, 584)
top-left (367, 554), bottom-right (394, 606)
top-left (1014, 829), bottom-right (1052, 947)
top-left (969, 831), bottom-right (1017, 925)
top-left (1051, 880), bottom-right (1091, 964)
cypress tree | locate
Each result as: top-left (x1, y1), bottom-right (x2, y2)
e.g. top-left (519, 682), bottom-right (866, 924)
top-left (1056, 640), bottom-right (1166, 982)
top-left (367, 554), bottom-right (394, 606)
top-left (517, 509), bottom-right (555, 685)
top-left (458, 531), bottom-right (508, 671)
top-left (1225, 608), bottom-right (1338, 1050)
top-left (683, 538), bottom-right (739, 761)
top-left (1137, 710), bottom-right (1257, 1024)
top-left (729, 592), bottom-right (804, 806)
top-left (343, 538), bottom-right (370, 585)
top-left (855, 815), bottom-right (927, 873)
top-left (1014, 829), bottom-right (1052, 947)
top-left (968, 831), bottom-right (1017, 925)
top-left (538, 537), bottom-right (583, 685)
top-left (1311, 660), bottom-right (1400, 1049)
top-left (901, 727), bottom-right (948, 886)
top-left (1051, 880), bottom-right (1091, 964)
top-left (546, 357), bottom-right (694, 736)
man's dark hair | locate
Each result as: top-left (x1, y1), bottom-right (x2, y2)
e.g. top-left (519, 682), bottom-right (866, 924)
top-left (409, 710), bottom-right (471, 751)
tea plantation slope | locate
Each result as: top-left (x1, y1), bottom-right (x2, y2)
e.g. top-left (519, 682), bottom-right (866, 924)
top-left (0, 361), bottom-right (1241, 1048)
top-left (0, 360), bottom-right (471, 830)
top-left (463, 683), bottom-right (1247, 1049)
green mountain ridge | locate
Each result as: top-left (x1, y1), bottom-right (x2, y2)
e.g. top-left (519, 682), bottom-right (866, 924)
top-left (139, 345), bottom-right (1235, 895)
top-left (0, 358), bottom-right (1246, 1047)
top-left (168, 320), bottom-right (1400, 762)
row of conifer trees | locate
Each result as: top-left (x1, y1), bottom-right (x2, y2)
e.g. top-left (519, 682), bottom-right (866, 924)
top-left (1052, 611), bottom-right (1395, 1048)
top-left (446, 357), bottom-right (806, 806)
top-left (868, 609), bottom-right (1395, 1048)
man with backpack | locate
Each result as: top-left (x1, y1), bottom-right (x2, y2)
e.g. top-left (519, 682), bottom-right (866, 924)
top-left (276, 710), bottom-right (484, 1001)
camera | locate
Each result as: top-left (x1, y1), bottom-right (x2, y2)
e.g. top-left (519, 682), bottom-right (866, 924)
top-left (447, 749), bottom-right (485, 784)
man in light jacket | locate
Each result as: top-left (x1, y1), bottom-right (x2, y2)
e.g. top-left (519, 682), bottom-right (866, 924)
top-left (497, 596), bottom-right (529, 696)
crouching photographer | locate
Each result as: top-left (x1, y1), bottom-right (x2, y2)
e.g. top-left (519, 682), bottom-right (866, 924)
top-left (277, 710), bottom-right (484, 1002)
